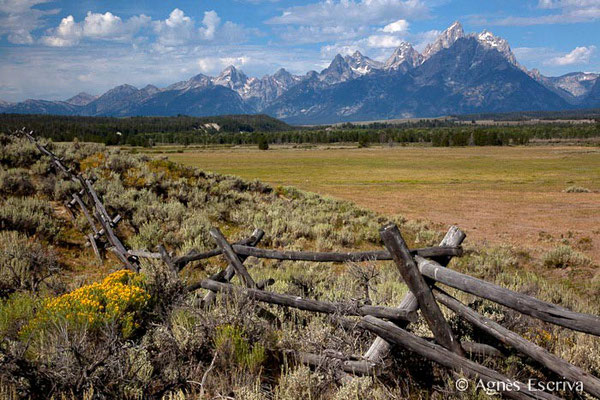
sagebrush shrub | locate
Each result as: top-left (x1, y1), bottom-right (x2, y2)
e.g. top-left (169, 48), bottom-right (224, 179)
top-left (542, 245), bottom-right (593, 269)
top-left (564, 185), bottom-right (591, 193)
top-left (0, 168), bottom-right (35, 197)
top-left (0, 231), bottom-right (59, 297)
top-left (0, 135), bottom-right (40, 168)
top-left (0, 197), bottom-right (60, 239)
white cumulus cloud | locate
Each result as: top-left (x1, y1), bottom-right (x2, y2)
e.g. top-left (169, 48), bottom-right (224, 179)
top-left (199, 10), bottom-right (221, 40)
top-left (548, 45), bottom-right (596, 65)
top-left (42, 11), bottom-right (151, 47)
top-left (382, 19), bottom-right (410, 33)
top-left (367, 35), bottom-right (403, 48)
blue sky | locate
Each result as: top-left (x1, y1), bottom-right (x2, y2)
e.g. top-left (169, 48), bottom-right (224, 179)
top-left (1, 0), bottom-right (599, 101)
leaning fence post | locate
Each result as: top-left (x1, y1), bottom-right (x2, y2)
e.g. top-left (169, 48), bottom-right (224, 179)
top-left (201, 229), bottom-right (264, 308)
top-left (364, 225), bottom-right (466, 364)
top-left (209, 227), bottom-right (257, 288)
top-left (379, 224), bottom-right (463, 355)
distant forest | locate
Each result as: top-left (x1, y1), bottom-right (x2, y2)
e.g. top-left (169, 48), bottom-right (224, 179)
top-left (0, 114), bottom-right (292, 145)
top-left (1, 113), bottom-right (599, 147)
top-left (454, 108), bottom-right (600, 121)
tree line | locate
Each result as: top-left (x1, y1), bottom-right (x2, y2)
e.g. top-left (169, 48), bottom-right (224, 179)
top-left (1, 113), bottom-right (599, 147)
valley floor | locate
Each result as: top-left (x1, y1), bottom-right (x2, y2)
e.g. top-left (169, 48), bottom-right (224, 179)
top-left (158, 144), bottom-right (600, 265)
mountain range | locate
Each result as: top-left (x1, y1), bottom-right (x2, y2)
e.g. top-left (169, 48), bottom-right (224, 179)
top-left (2, 21), bottom-right (599, 124)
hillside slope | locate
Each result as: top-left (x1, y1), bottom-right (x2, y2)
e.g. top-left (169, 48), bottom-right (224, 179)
top-left (0, 135), bottom-right (599, 398)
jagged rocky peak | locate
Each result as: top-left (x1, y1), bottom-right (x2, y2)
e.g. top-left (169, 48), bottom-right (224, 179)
top-left (141, 85), bottom-right (161, 95)
top-left (384, 41), bottom-right (423, 71)
top-left (273, 67), bottom-right (291, 78)
top-left (343, 50), bottom-right (383, 75)
top-left (550, 72), bottom-right (600, 97)
top-left (166, 73), bottom-right (212, 91)
top-left (214, 65), bottom-right (249, 90)
top-left (475, 29), bottom-right (518, 66)
top-left (65, 92), bottom-right (97, 106)
top-left (270, 68), bottom-right (297, 85)
top-left (319, 54), bottom-right (356, 84)
top-left (422, 20), bottom-right (464, 60)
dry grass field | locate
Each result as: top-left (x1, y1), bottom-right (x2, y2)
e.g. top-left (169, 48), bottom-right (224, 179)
top-left (162, 145), bottom-right (600, 264)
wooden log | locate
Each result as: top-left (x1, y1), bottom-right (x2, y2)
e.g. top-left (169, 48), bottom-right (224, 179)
top-left (158, 245), bottom-right (176, 272)
top-left (209, 227), bottom-right (256, 288)
top-left (435, 290), bottom-right (600, 399)
top-left (64, 201), bottom-right (76, 220)
top-left (357, 316), bottom-right (561, 400)
top-left (416, 256), bottom-right (600, 337)
top-left (128, 250), bottom-right (162, 259)
top-left (380, 224), bottom-right (463, 355)
top-left (363, 226), bottom-right (466, 364)
top-left (201, 229), bottom-right (265, 307)
top-left (73, 194), bottom-right (99, 235)
top-left (173, 232), bottom-right (262, 271)
top-left (93, 215), bottom-right (122, 240)
top-left (294, 351), bottom-right (380, 375)
top-left (88, 233), bottom-right (102, 262)
top-left (82, 178), bottom-right (137, 271)
top-left (199, 279), bottom-right (417, 322)
top-left (230, 245), bottom-right (462, 263)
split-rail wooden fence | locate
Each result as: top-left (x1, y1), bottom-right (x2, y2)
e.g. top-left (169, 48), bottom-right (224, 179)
top-left (15, 129), bottom-right (600, 400)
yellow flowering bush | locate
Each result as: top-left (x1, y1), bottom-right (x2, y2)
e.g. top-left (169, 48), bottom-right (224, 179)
top-left (25, 270), bottom-right (150, 338)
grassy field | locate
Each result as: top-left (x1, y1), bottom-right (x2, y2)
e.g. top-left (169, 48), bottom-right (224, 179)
top-left (161, 144), bottom-right (600, 263)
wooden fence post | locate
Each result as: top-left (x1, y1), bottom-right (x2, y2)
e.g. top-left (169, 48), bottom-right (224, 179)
top-left (201, 229), bottom-right (264, 308)
top-left (379, 224), bottom-right (463, 355)
top-left (364, 226), bottom-right (466, 363)
top-left (209, 227), bottom-right (258, 288)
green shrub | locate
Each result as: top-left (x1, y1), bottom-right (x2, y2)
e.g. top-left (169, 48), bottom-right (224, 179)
top-left (0, 231), bottom-right (59, 297)
top-left (257, 136), bottom-right (269, 150)
top-left (0, 135), bottom-right (40, 168)
top-left (0, 291), bottom-right (39, 340)
top-left (358, 135), bottom-right (370, 148)
top-left (0, 168), bottom-right (35, 197)
top-left (52, 178), bottom-right (80, 201)
top-left (0, 197), bottom-right (60, 239)
top-left (542, 245), bottom-right (593, 269)
top-left (215, 324), bottom-right (266, 372)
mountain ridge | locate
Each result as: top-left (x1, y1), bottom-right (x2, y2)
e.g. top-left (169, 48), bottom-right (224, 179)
top-left (1, 21), bottom-right (598, 123)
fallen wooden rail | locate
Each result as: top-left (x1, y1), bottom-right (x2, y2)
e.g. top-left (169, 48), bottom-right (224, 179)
top-left (416, 255), bottom-right (600, 336)
top-left (354, 316), bottom-right (561, 400)
top-left (197, 279), bottom-right (417, 322)
top-left (229, 244), bottom-right (462, 262)
top-left (435, 289), bottom-right (600, 399)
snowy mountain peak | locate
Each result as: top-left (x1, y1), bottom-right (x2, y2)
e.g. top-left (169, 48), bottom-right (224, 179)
top-left (422, 20), bottom-right (464, 60)
top-left (214, 65), bottom-right (249, 91)
top-left (384, 41), bottom-right (423, 71)
top-left (344, 51), bottom-right (383, 75)
top-left (475, 29), bottom-right (518, 66)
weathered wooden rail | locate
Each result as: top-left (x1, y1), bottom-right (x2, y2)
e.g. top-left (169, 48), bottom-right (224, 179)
top-left (19, 129), bottom-right (600, 399)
